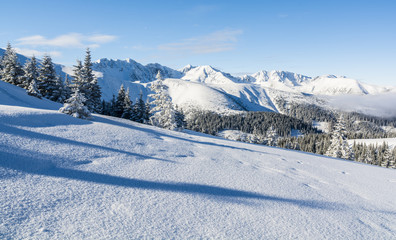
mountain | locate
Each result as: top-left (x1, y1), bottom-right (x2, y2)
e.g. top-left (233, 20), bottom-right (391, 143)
top-left (88, 58), bottom-right (396, 116)
top-left (1, 80), bottom-right (396, 239)
top-left (1, 48), bottom-right (395, 116)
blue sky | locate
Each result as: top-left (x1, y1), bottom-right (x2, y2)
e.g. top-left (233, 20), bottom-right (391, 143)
top-left (1, 0), bottom-right (395, 86)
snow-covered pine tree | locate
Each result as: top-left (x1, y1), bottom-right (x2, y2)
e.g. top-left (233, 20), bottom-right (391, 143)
top-left (174, 105), bottom-right (186, 129)
top-left (114, 84), bottom-right (126, 117)
top-left (149, 72), bottom-right (177, 130)
top-left (38, 55), bottom-right (63, 102)
top-left (0, 43), bottom-right (24, 86)
top-left (82, 48), bottom-right (101, 112)
top-left (26, 78), bottom-right (42, 98)
top-left (59, 88), bottom-right (91, 119)
top-left (390, 147), bottom-right (396, 169)
top-left (265, 126), bottom-right (279, 146)
top-left (72, 60), bottom-right (84, 90)
top-left (380, 143), bottom-right (393, 168)
top-left (22, 55), bottom-right (39, 89)
top-left (144, 99), bottom-right (151, 123)
top-left (121, 87), bottom-right (133, 119)
top-left (63, 74), bottom-right (73, 100)
top-left (325, 114), bottom-right (354, 160)
top-left (132, 91), bottom-right (146, 123)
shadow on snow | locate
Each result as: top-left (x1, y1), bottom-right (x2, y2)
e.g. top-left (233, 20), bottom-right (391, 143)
top-left (0, 147), bottom-right (343, 210)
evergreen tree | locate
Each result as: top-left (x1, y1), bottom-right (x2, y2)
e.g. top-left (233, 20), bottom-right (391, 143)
top-left (265, 126), bottom-right (279, 146)
top-left (26, 79), bottom-right (42, 98)
top-left (22, 56), bottom-right (39, 89)
top-left (82, 48), bottom-right (101, 112)
top-left (174, 105), bottom-right (186, 129)
top-left (63, 74), bottom-right (73, 100)
top-left (114, 84), bottom-right (126, 117)
top-left (72, 60), bottom-right (84, 91)
top-left (325, 114), bottom-right (354, 160)
top-left (38, 55), bottom-right (63, 102)
top-left (132, 91), bottom-right (147, 123)
top-left (149, 73), bottom-right (177, 130)
top-left (121, 87), bottom-right (133, 119)
top-left (380, 143), bottom-right (393, 168)
top-left (59, 88), bottom-right (91, 119)
top-left (0, 43), bottom-right (24, 86)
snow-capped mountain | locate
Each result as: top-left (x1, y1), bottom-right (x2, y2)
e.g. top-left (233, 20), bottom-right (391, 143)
top-left (2, 48), bottom-right (395, 116)
top-left (87, 59), bottom-right (396, 116)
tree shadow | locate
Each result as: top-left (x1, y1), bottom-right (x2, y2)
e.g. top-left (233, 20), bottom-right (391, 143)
top-left (93, 115), bottom-right (277, 156)
top-left (0, 124), bottom-right (175, 164)
top-left (0, 148), bottom-right (345, 210)
top-left (0, 112), bottom-right (92, 128)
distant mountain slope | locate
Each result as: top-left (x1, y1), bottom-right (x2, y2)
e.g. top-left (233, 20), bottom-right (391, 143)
top-left (1, 77), bottom-right (396, 239)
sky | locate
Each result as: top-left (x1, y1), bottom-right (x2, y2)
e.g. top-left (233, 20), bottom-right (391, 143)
top-left (1, 0), bottom-right (395, 86)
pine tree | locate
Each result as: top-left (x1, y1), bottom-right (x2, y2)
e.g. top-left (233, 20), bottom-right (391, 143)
top-left (149, 73), bottom-right (177, 130)
top-left (72, 60), bottom-right (84, 90)
top-left (114, 84), bottom-right (126, 117)
top-left (265, 126), bottom-right (279, 146)
top-left (22, 56), bottom-right (39, 89)
top-left (121, 88), bottom-right (133, 119)
top-left (174, 105), bottom-right (186, 129)
top-left (38, 55), bottom-right (63, 102)
top-left (380, 143), bottom-right (393, 168)
top-left (132, 91), bottom-right (146, 123)
top-left (26, 79), bottom-right (42, 98)
top-left (63, 74), bottom-right (73, 100)
top-left (0, 43), bottom-right (24, 86)
top-left (82, 48), bottom-right (101, 112)
top-left (59, 88), bottom-right (91, 119)
top-left (325, 114), bottom-right (354, 160)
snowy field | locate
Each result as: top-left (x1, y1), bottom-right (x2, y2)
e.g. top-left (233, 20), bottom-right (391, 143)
top-left (1, 81), bottom-right (396, 239)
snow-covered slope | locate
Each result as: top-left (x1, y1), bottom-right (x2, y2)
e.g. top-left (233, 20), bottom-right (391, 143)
top-left (1, 80), bottom-right (396, 239)
top-left (165, 78), bottom-right (246, 113)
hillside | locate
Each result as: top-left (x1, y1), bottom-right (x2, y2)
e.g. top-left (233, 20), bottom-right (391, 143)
top-left (1, 80), bottom-right (396, 239)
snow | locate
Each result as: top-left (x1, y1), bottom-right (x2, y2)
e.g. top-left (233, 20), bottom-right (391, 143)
top-left (1, 80), bottom-right (396, 239)
top-left (313, 121), bottom-right (330, 133)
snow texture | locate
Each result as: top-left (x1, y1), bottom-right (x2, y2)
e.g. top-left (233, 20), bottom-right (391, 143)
top-left (1, 79), bottom-right (396, 239)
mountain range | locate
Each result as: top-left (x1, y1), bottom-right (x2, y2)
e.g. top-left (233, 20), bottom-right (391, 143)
top-left (2, 48), bottom-right (396, 117)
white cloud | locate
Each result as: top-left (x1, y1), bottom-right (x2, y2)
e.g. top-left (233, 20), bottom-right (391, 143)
top-left (16, 33), bottom-right (117, 48)
top-left (14, 47), bottom-right (62, 57)
top-left (158, 29), bottom-right (243, 54)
